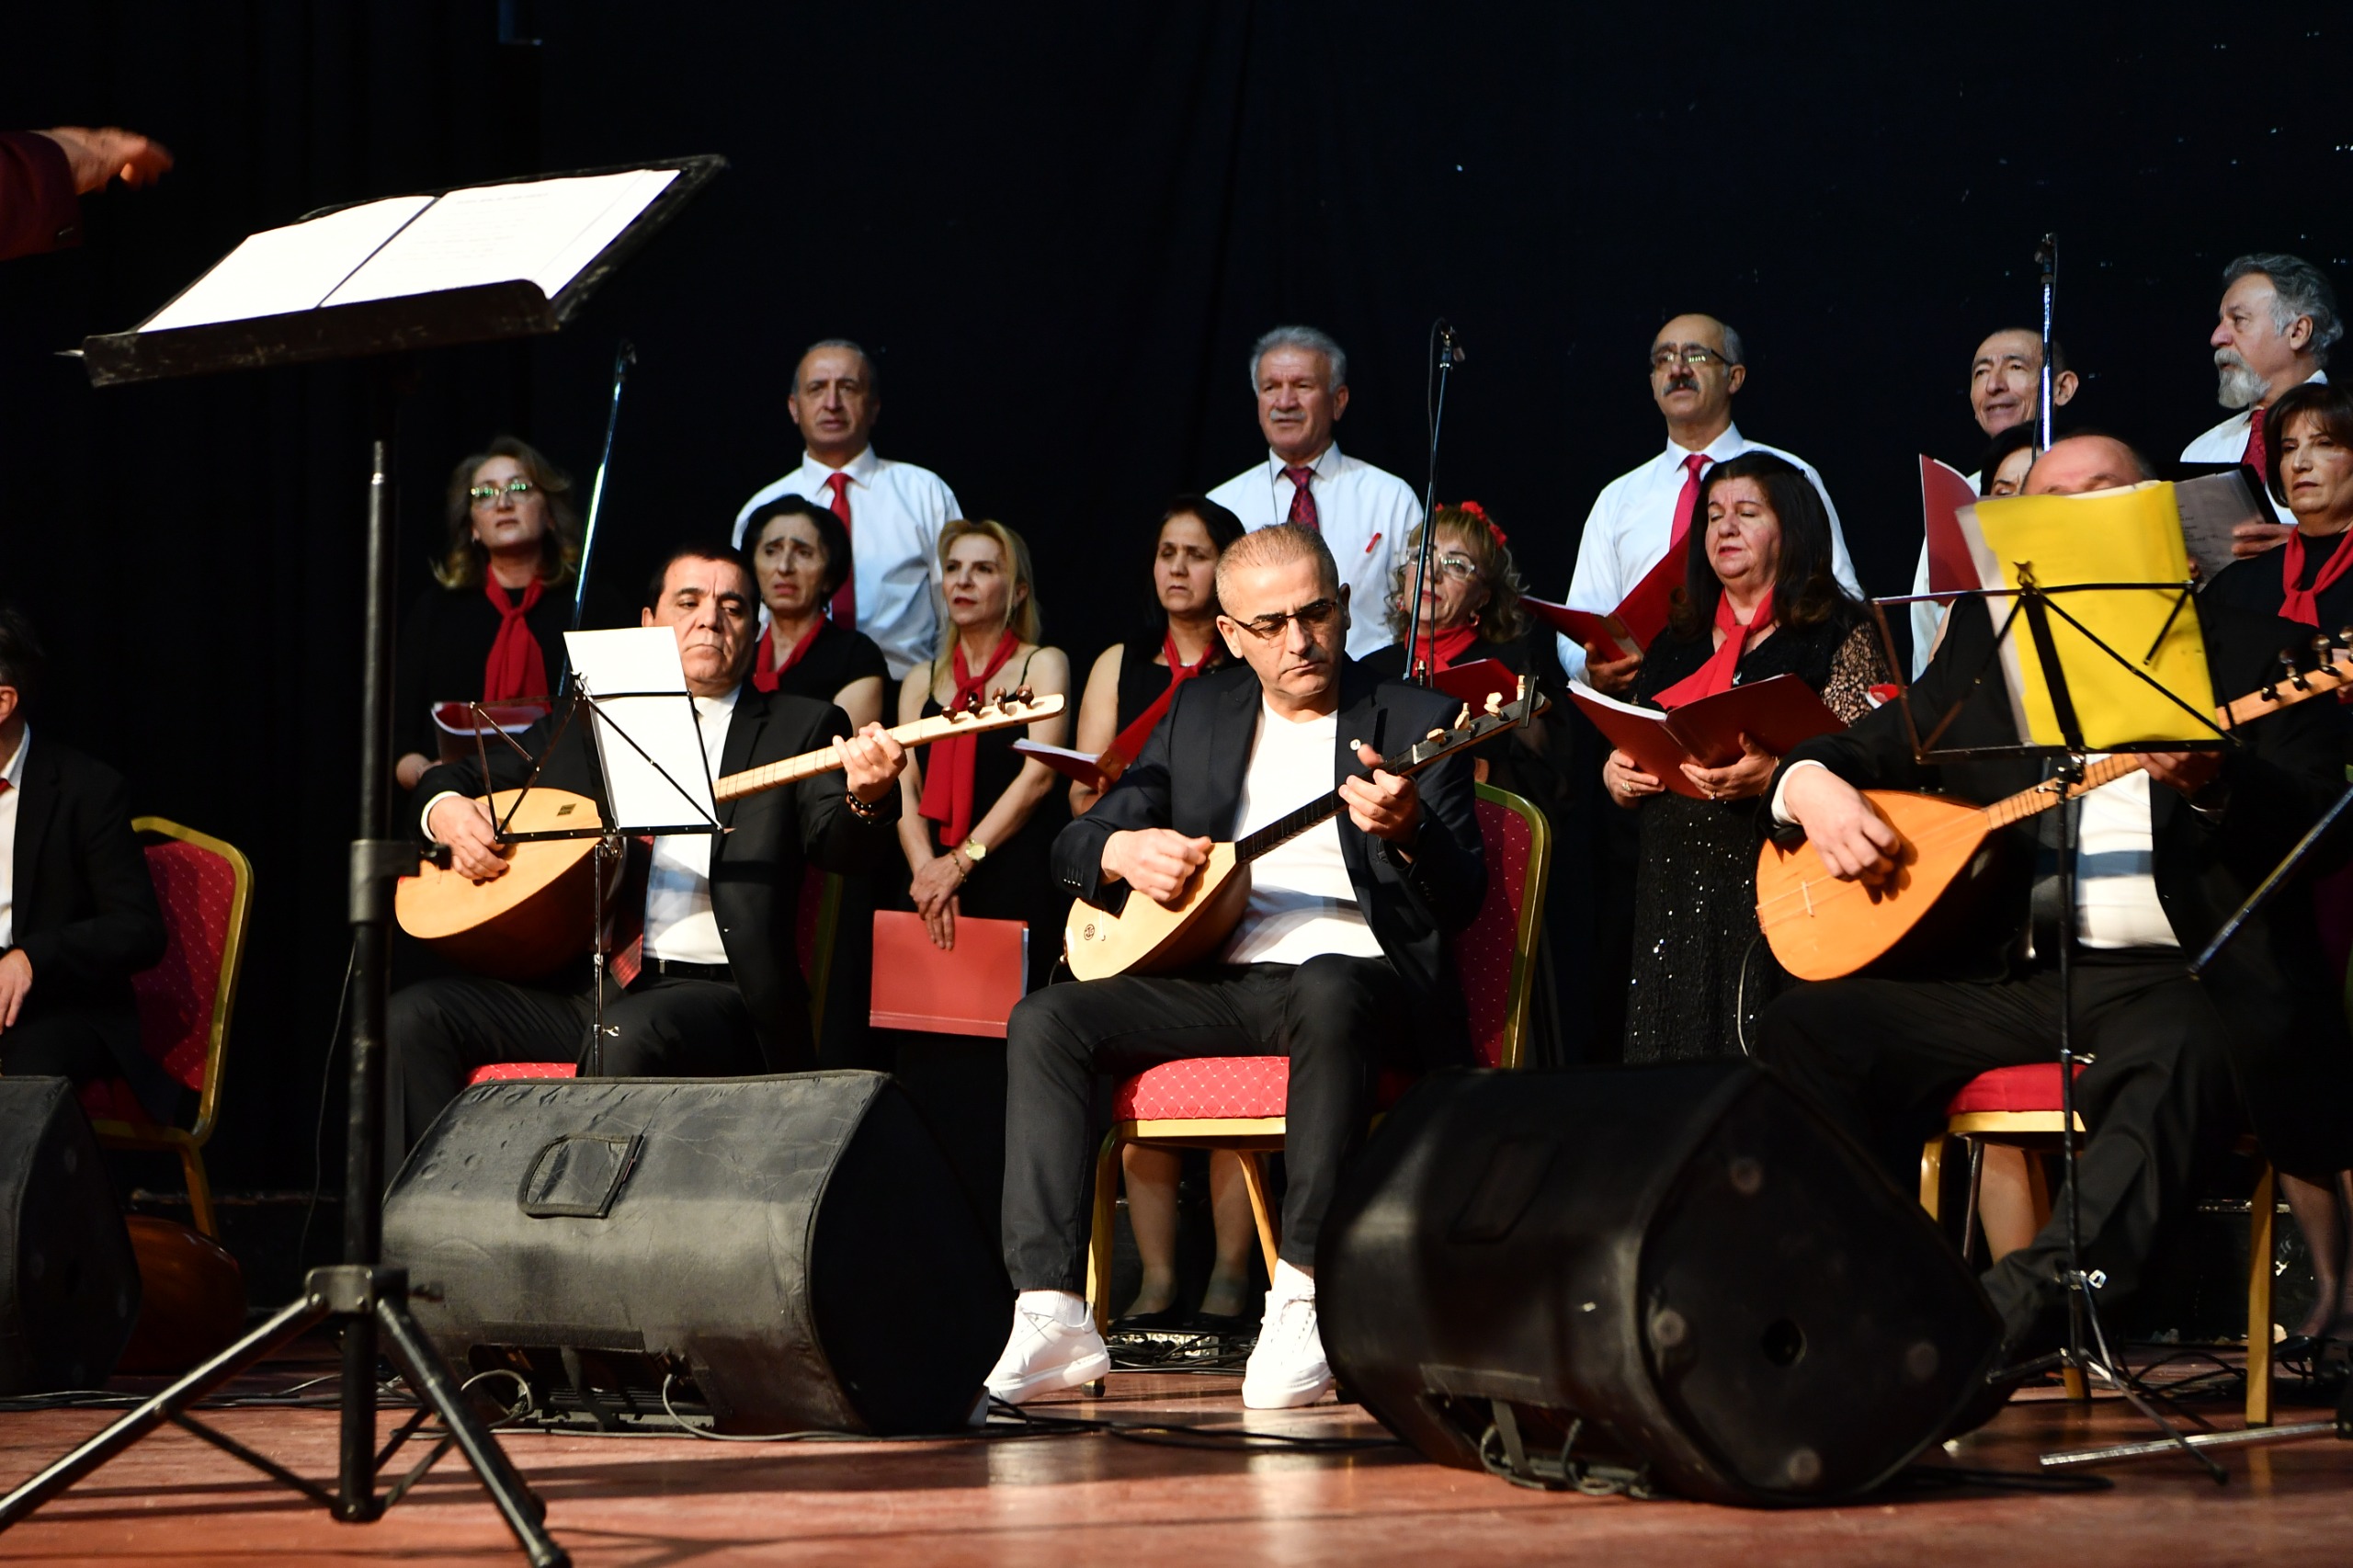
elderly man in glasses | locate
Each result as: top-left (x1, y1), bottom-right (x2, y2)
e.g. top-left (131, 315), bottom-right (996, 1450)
top-left (984, 524), bottom-right (1485, 1413)
top-left (1556, 313), bottom-right (1859, 694)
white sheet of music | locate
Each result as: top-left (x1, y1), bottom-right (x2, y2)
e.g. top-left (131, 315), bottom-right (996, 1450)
top-left (139, 195), bottom-right (433, 332)
top-left (133, 167), bottom-right (680, 332)
top-left (562, 627), bottom-right (718, 833)
top-left (323, 168), bottom-right (678, 307)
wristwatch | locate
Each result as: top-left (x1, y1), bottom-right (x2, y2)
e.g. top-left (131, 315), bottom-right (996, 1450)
top-left (959, 837), bottom-right (990, 865)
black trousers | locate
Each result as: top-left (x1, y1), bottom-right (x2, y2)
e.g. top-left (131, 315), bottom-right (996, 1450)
top-left (385, 972), bottom-right (763, 1165)
top-left (1001, 955), bottom-right (1414, 1293)
top-left (0, 1007), bottom-right (116, 1084)
top-left (1755, 950), bottom-right (2240, 1336)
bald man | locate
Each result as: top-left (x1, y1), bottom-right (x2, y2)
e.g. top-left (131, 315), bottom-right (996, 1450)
top-left (1557, 313), bottom-right (1859, 692)
top-left (1756, 433), bottom-right (2352, 1387)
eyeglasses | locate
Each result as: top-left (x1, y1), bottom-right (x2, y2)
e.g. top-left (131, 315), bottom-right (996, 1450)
top-left (1648, 345), bottom-right (1728, 372)
top-left (468, 479), bottom-right (536, 506)
top-left (1417, 553), bottom-right (1480, 582)
top-left (1232, 597), bottom-right (1341, 642)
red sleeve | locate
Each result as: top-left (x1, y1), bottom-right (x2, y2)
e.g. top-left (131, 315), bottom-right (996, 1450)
top-left (0, 131), bottom-right (82, 260)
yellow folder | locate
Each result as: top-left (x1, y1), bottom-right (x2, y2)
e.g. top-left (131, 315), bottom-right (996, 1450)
top-left (1961, 482), bottom-right (2215, 749)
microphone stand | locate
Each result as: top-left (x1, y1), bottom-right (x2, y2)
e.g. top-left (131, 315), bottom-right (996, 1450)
top-left (1404, 319), bottom-right (1466, 686)
top-left (2037, 235), bottom-right (2056, 451)
top-left (573, 339), bottom-right (635, 630)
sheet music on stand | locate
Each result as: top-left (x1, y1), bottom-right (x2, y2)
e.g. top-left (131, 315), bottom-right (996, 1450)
top-left (560, 627), bottom-right (722, 838)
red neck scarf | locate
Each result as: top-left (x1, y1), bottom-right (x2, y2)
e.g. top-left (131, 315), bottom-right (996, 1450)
top-left (482, 576), bottom-right (550, 704)
top-left (919, 629), bottom-right (1021, 846)
top-left (1101, 632), bottom-right (1217, 778)
top-left (1409, 621), bottom-right (1483, 678)
top-left (1653, 588), bottom-right (1773, 710)
top-left (2279, 529), bottom-right (2353, 626)
top-left (751, 618), bottom-right (824, 692)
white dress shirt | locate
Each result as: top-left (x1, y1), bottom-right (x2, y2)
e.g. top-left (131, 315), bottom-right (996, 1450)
top-left (1207, 443), bottom-right (1421, 659)
top-left (1219, 702), bottom-right (1384, 966)
top-left (420, 692), bottom-right (736, 966)
top-left (733, 445), bottom-right (962, 680)
top-left (0, 724), bottom-right (27, 949)
top-left (1555, 425), bottom-right (1859, 683)
top-left (2182, 369), bottom-right (2328, 526)
top-left (1770, 758), bottom-right (2176, 950)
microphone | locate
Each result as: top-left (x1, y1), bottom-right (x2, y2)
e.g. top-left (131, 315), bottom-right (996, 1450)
top-left (1437, 318), bottom-right (1469, 366)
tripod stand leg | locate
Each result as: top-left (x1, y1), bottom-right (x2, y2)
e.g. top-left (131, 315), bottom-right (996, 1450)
top-left (0, 1291), bottom-right (331, 1529)
top-left (375, 1296), bottom-right (567, 1567)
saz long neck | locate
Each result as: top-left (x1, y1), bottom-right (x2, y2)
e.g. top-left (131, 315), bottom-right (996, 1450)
top-left (710, 700), bottom-right (1057, 803)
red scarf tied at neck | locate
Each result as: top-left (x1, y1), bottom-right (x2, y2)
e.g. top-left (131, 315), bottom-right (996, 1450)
top-left (1410, 621), bottom-right (1483, 678)
top-left (1100, 632), bottom-right (1216, 778)
top-left (2279, 529), bottom-right (2353, 626)
top-left (482, 577), bottom-right (550, 704)
top-left (1653, 588), bottom-right (1773, 710)
top-left (751, 619), bottom-right (824, 692)
top-left (919, 629), bottom-right (1020, 846)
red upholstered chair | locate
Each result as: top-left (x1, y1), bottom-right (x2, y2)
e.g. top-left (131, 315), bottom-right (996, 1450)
top-left (1919, 1061), bottom-right (2276, 1425)
top-left (460, 866), bottom-right (844, 1088)
top-left (79, 820), bottom-right (254, 1239)
top-left (1083, 783), bottom-right (1552, 1333)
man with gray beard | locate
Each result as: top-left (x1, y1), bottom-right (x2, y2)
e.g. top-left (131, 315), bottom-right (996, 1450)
top-left (2183, 253), bottom-right (2341, 551)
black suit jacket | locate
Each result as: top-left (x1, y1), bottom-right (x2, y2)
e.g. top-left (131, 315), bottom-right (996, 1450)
top-left (415, 681), bottom-right (900, 1074)
top-left (1053, 660), bottom-right (1486, 1064)
top-left (1769, 597), bottom-right (2353, 1175)
top-left (8, 733), bottom-right (170, 1116)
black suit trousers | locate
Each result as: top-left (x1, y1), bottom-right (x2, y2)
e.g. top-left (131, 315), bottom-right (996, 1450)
top-left (385, 972), bottom-right (763, 1166)
top-left (1756, 949), bottom-right (2240, 1335)
top-left (1001, 955), bottom-right (1414, 1293)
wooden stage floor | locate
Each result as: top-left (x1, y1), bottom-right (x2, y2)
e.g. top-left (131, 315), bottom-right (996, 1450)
top-left (0, 1350), bottom-right (2342, 1566)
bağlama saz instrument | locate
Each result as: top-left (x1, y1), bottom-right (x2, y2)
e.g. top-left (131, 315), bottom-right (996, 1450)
top-left (1063, 680), bottom-right (1541, 981)
top-left (1755, 642), bottom-right (2353, 981)
top-left (396, 688), bottom-right (1063, 979)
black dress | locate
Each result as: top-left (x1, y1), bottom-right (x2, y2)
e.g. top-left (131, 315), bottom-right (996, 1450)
top-left (762, 619), bottom-right (890, 706)
top-left (393, 581), bottom-right (575, 766)
top-left (1110, 636), bottom-right (1229, 733)
top-left (1620, 609), bottom-right (1887, 1063)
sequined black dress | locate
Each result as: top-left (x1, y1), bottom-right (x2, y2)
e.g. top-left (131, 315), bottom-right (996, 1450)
top-left (1620, 610), bottom-right (1886, 1062)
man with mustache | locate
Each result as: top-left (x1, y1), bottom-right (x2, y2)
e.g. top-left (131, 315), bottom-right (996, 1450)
top-left (1207, 325), bottom-right (1420, 660)
top-left (1904, 330), bottom-right (2080, 675)
top-left (1556, 313), bottom-right (1858, 693)
top-left (383, 545), bottom-right (909, 1162)
top-left (733, 339), bottom-right (962, 681)
top-left (2183, 254), bottom-right (2341, 550)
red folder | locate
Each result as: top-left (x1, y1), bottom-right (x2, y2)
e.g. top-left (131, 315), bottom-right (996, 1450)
top-left (1569, 675), bottom-right (1844, 801)
top-left (870, 910), bottom-right (1030, 1038)
top-left (1920, 455), bottom-right (1980, 596)
top-left (1012, 739), bottom-right (1108, 791)
top-left (1428, 658), bottom-right (1519, 710)
top-left (430, 700), bottom-right (550, 763)
top-left (1526, 544), bottom-right (1687, 663)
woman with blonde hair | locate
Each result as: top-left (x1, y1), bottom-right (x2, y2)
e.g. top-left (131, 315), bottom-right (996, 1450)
top-left (894, 518), bottom-right (1071, 993)
top-left (392, 437), bottom-right (582, 790)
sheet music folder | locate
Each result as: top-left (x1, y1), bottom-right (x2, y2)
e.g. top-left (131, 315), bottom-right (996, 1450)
top-left (78, 154), bottom-right (724, 386)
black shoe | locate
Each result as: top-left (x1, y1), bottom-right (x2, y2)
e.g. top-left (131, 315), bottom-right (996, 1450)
top-left (1110, 1307), bottom-right (1190, 1334)
top-left (1188, 1310), bottom-right (1253, 1336)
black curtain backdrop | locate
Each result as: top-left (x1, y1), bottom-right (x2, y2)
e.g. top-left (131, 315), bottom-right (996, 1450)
top-left (6, 4), bottom-right (2349, 1196)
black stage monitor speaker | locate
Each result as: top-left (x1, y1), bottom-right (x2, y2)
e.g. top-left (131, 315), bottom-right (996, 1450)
top-left (0, 1078), bottom-right (142, 1393)
top-left (384, 1072), bottom-right (1012, 1435)
top-left (1320, 1062), bottom-right (2002, 1506)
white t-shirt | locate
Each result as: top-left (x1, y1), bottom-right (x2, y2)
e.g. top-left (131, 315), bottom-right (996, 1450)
top-left (1218, 702), bottom-right (1384, 967)
top-left (640, 688), bottom-right (737, 964)
top-left (0, 724), bottom-right (26, 949)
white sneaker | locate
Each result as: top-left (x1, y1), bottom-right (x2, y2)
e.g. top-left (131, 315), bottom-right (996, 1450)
top-left (1242, 1266), bottom-right (1333, 1409)
top-left (984, 1290), bottom-right (1111, 1403)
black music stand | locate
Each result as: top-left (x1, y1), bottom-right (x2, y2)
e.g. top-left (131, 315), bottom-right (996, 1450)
top-left (0, 154), bottom-right (724, 1568)
top-left (1871, 567), bottom-right (2236, 1480)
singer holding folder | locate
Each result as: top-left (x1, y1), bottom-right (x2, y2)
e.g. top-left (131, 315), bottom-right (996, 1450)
top-left (1603, 454), bottom-right (1887, 1062)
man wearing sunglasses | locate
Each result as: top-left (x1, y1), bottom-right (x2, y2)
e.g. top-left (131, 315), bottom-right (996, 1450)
top-left (1556, 313), bottom-right (1858, 693)
top-left (984, 524), bottom-right (1485, 1412)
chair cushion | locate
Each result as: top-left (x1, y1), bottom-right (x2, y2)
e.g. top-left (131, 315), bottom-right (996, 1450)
top-left (1945, 1062), bottom-right (2086, 1117)
top-left (132, 839), bottom-right (240, 1091)
top-left (1452, 797), bottom-right (1533, 1070)
top-left (1112, 1058), bottom-right (1416, 1122)
top-left (78, 1078), bottom-right (157, 1129)
top-left (466, 1062), bottom-right (578, 1086)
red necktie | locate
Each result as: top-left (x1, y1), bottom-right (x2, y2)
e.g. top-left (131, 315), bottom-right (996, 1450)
top-left (1283, 466), bottom-right (1320, 530)
top-left (1654, 587), bottom-right (1774, 710)
top-left (1667, 451), bottom-right (1712, 549)
top-left (0, 779), bottom-right (10, 798)
top-left (2243, 404), bottom-right (2268, 483)
top-left (824, 472), bottom-right (857, 627)
top-left (481, 577), bottom-right (550, 703)
top-left (603, 836), bottom-right (655, 990)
